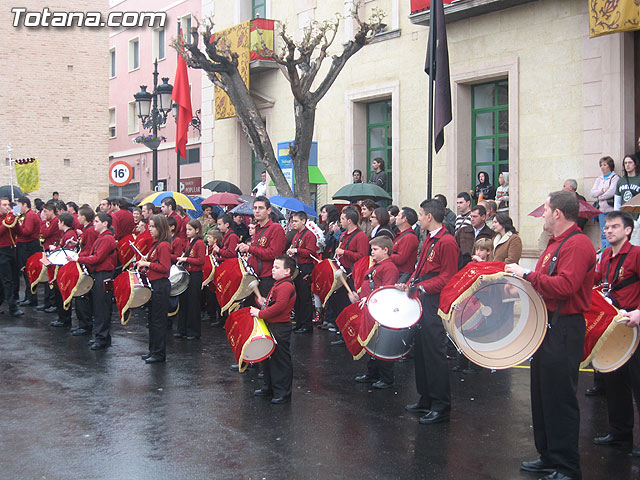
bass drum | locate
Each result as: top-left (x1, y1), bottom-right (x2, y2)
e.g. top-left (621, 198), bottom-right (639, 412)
top-left (169, 264), bottom-right (190, 296)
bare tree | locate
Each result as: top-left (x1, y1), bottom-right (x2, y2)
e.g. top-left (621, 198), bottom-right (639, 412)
top-left (175, 3), bottom-right (385, 204)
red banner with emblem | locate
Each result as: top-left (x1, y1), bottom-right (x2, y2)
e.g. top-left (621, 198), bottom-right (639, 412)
top-left (336, 301), bottom-right (367, 359)
top-left (26, 252), bottom-right (47, 293)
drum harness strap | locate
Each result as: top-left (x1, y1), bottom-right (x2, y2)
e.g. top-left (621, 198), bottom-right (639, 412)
top-left (410, 235), bottom-right (445, 288)
top-left (546, 230), bottom-right (596, 328)
top-left (180, 239), bottom-right (196, 269)
top-left (87, 233), bottom-right (117, 274)
top-left (293, 229), bottom-right (311, 266)
top-left (264, 279), bottom-right (296, 309)
top-left (253, 223), bottom-right (274, 277)
top-left (601, 248), bottom-right (639, 306)
top-left (336, 229), bottom-right (361, 274)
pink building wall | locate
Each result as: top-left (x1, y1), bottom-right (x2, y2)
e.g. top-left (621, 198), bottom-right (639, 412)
top-left (109, 0), bottom-right (201, 194)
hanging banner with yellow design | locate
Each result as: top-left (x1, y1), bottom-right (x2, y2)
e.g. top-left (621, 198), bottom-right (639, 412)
top-left (589, 0), bottom-right (640, 38)
top-left (15, 157), bottom-right (40, 193)
top-left (212, 21), bottom-right (251, 119)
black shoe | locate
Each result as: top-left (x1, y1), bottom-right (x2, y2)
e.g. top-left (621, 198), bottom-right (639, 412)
top-left (145, 355), bottom-right (165, 364)
top-left (173, 333), bottom-right (184, 338)
top-left (9, 309), bottom-right (24, 317)
top-left (592, 434), bottom-right (632, 447)
top-left (17, 300), bottom-right (36, 307)
top-left (271, 395), bottom-right (290, 404)
top-left (90, 342), bottom-right (109, 350)
top-left (35, 305), bottom-right (47, 311)
top-left (71, 328), bottom-right (91, 336)
top-left (210, 319), bottom-right (224, 327)
top-left (44, 306), bottom-right (57, 313)
top-left (418, 410), bottom-right (450, 424)
top-left (537, 473), bottom-right (574, 480)
top-left (294, 326), bottom-right (312, 334)
top-left (50, 320), bottom-right (70, 327)
top-left (520, 458), bottom-right (555, 473)
top-left (405, 402), bottom-right (431, 414)
top-left (230, 364), bottom-right (241, 371)
top-left (372, 380), bottom-right (393, 389)
top-left (462, 368), bottom-right (478, 375)
top-left (258, 371), bottom-right (264, 379)
top-left (330, 338), bottom-right (345, 346)
top-left (355, 374), bottom-right (376, 383)
top-left (141, 353), bottom-right (151, 360)
top-left (186, 336), bottom-right (200, 340)
top-left (254, 388), bottom-right (272, 397)
top-left (585, 385), bottom-right (606, 396)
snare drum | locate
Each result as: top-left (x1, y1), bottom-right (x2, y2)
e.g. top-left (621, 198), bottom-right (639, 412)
top-left (56, 261), bottom-right (95, 310)
top-left (169, 264), bottom-right (190, 296)
top-left (225, 307), bottom-right (276, 371)
top-left (362, 287), bottom-right (422, 360)
top-left (47, 249), bottom-right (78, 266)
top-left (113, 268), bottom-right (152, 325)
top-left (130, 269), bottom-right (152, 308)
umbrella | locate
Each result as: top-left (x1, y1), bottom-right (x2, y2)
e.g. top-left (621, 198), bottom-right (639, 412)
top-left (237, 194), bottom-right (256, 203)
top-left (201, 192), bottom-right (241, 208)
top-left (229, 201), bottom-right (285, 221)
top-left (0, 185), bottom-right (23, 200)
top-left (269, 195), bottom-right (317, 218)
top-left (621, 196), bottom-right (640, 214)
top-left (332, 183), bottom-right (392, 202)
top-left (528, 199), bottom-right (601, 220)
top-left (133, 190), bottom-right (155, 205)
top-left (139, 191), bottom-right (196, 210)
top-left (202, 180), bottom-right (242, 195)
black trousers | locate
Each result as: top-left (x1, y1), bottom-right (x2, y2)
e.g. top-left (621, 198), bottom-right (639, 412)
top-left (17, 240), bottom-right (41, 303)
top-left (177, 271), bottom-right (203, 337)
top-left (148, 278), bottom-right (170, 358)
top-left (293, 264), bottom-right (313, 329)
top-left (0, 246), bottom-right (18, 312)
top-left (531, 313), bottom-right (585, 479)
top-left (367, 357), bottom-right (394, 384)
top-left (75, 293), bottom-right (93, 331)
top-left (54, 285), bottom-right (71, 323)
top-left (262, 322), bottom-right (293, 398)
top-left (327, 282), bottom-right (352, 329)
top-left (414, 293), bottom-right (451, 413)
top-left (204, 287), bottom-right (220, 320)
top-left (603, 346), bottom-right (640, 440)
top-left (91, 271), bottom-right (114, 343)
top-left (42, 281), bottom-right (55, 308)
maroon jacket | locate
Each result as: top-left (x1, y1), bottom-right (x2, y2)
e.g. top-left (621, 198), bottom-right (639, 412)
top-left (337, 228), bottom-right (368, 270)
top-left (248, 220), bottom-right (286, 278)
top-left (527, 224), bottom-right (596, 315)
top-left (41, 217), bottom-right (61, 250)
top-left (56, 228), bottom-right (78, 249)
top-left (409, 227), bottom-right (459, 294)
top-left (168, 212), bottom-right (186, 242)
top-left (391, 228), bottom-right (419, 274)
top-left (218, 230), bottom-right (239, 259)
top-left (359, 257), bottom-right (399, 298)
top-left (16, 209), bottom-right (40, 243)
top-left (0, 213), bottom-right (17, 247)
top-left (78, 230), bottom-right (117, 272)
top-left (291, 227), bottom-right (317, 265)
top-left (79, 225), bottom-right (98, 256)
top-left (112, 209), bottom-right (135, 241)
top-left (146, 241), bottom-right (171, 281)
top-left (181, 238), bottom-right (206, 273)
top-left (170, 234), bottom-right (185, 263)
top-left (260, 277), bottom-right (296, 323)
top-left (595, 240), bottom-right (640, 310)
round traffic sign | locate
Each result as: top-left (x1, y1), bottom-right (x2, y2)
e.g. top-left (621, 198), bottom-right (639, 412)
top-left (109, 161), bottom-right (133, 187)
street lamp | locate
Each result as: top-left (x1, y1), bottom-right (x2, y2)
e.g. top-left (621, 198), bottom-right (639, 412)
top-left (133, 59), bottom-right (173, 190)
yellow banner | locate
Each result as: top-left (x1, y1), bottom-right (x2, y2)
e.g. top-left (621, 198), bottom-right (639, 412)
top-left (15, 157), bottom-right (40, 193)
top-left (589, 0), bottom-right (640, 38)
top-left (214, 21), bottom-right (251, 119)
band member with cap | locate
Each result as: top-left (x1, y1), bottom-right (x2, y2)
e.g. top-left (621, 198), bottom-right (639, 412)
top-left (37, 202), bottom-right (61, 313)
top-left (136, 214), bottom-right (172, 364)
top-left (286, 211), bottom-right (316, 334)
top-left (72, 206), bottom-right (97, 336)
top-left (49, 213), bottom-right (78, 328)
top-left (175, 219), bottom-right (206, 340)
top-left (15, 197), bottom-right (41, 307)
top-left (237, 196), bottom-right (286, 298)
top-left (161, 197), bottom-right (186, 242)
top-left (353, 236), bottom-right (398, 389)
top-left (77, 213), bottom-right (117, 350)
top-left (591, 210), bottom-right (640, 457)
top-left (111, 198), bottom-right (135, 241)
top-left (214, 214), bottom-right (239, 260)
top-left (506, 190), bottom-right (596, 480)
top-left (401, 199), bottom-right (458, 425)
top-left (0, 197), bottom-right (23, 317)
top-left (251, 255), bottom-right (297, 404)
top-left (391, 207), bottom-right (419, 283)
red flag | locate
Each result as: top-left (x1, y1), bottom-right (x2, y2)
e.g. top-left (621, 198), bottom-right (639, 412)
top-left (172, 54), bottom-right (193, 160)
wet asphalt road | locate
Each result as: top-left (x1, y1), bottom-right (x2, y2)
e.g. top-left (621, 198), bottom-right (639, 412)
top-left (1, 301), bottom-right (639, 480)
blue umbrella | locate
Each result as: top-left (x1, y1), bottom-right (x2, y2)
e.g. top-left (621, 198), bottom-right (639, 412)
top-left (269, 195), bottom-right (317, 218)
top-left (186, 196), bottom-right (224, 220)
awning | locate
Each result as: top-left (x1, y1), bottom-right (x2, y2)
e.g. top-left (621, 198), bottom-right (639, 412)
top-left (269, 166), bottom-right (327, 186)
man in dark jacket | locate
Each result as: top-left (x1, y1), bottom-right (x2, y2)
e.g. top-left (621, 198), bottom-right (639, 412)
top-left (455, 205), bottom-right (496, 268)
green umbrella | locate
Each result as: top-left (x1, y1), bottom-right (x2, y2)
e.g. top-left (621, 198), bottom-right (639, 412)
top-left (332, 183), bottom-right (392, 202)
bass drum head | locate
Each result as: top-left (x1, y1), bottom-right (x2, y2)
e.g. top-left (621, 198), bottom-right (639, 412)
top-left (366, 286), bottom-right (422, 330)
top-left (592, 324), bottom-right (640, 373)
top-left (447, 275), bottom-right (547, 369)
top-left (131, 286), bottom-right (152, 308)
top-left (236, 274), bottom-right (258, 300)
top-left (74, 275), bottom-right (94, 297)
top-left (244, 337), bottom-right (276, 363)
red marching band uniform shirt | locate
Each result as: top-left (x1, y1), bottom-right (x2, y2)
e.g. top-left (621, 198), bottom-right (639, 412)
top-left (0, 213), bottom-right (16, 247)
top-left (16, 209), bottom-right (40, 243)
top-left (218, 230), bottom-right (239, 259)
top-left (78, 230), bottom-right (117, 272)
top-left (594, 240), bottom-right (640, 311)
top-left (391, 228), bottom-right (419, 274)
top-left (527, 224), bottom-right (596, 315)
top-left (247, 220), bottom-right (286, 278)
top-left (56, 228), bottom-right (78, 250)
top-left (291, 227), bottom-right (317, 265)
top-left (409, 227), bottom-right (459, 294)
top-left (169, 212), bottom-right (187, 241)
top-left (145, 241), bottom-right (171, 281)
top-left (170, 234), bottom-right (185, 263)
top-left (181, 238), bottom-right (206, 273)
top-left (260, 277), bottom-right (296, 323)
top-left (79, 224), bottom-right (99, 256)
top-left (359, 257), bottom-right (399, 298)
top-left (337, 228), bottom-right (368, 270)
top-left (41, 217), bottom-right (61, 250)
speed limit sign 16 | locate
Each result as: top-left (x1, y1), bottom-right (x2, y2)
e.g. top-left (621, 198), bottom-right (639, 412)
top-left (109, 161), bottom-right (133, 187)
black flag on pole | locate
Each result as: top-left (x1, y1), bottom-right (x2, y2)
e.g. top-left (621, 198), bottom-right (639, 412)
top-left (425, 0), bottom-right (452, 153)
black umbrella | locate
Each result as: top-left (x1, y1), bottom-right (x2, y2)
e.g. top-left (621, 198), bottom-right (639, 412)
top-left (0, 185), bottom-right (23, 200)
top-left (203, 180), bottom-right (243, 195)
top-left (229, 201), bottom-right (285, 221)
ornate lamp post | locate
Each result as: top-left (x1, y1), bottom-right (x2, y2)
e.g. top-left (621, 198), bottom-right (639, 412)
top-left (133, 59), bottom-right (173, 191)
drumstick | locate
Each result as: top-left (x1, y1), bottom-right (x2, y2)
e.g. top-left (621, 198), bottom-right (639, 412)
top-left (310, 254), bottom-right (322, 264)
top-left (248, 279), bottom-right (264, 307)
top-left (334, 269), bottom-right (354, 295)
top-left (129, 240), bottom-right (146, 260)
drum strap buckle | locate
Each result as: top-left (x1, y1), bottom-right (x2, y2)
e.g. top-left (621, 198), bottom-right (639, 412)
top-left (601, 282), bottom-right (611, 297)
